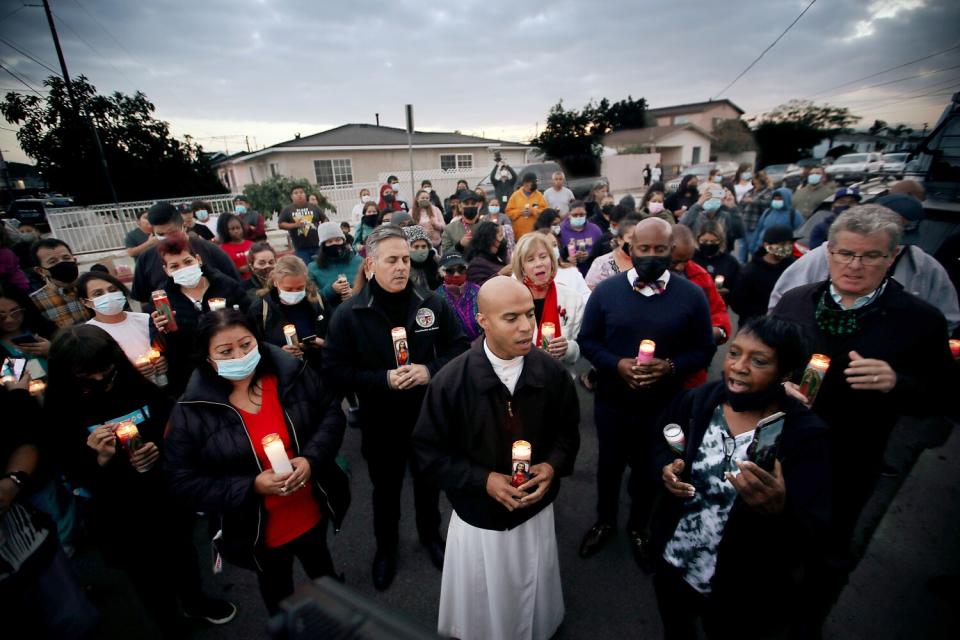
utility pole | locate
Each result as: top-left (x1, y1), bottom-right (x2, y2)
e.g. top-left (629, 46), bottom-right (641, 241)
top-left (405, 105), bottom-right (415, 200)
top-left (41, 0), bottom-right (119, 212)
top-left (245, 135), bottom-right (251, 153)
top-left (375, 113), bottom-right (380, 126)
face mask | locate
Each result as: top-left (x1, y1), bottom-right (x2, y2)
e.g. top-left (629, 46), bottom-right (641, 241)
top-left (703, 198), bottom-right (722, 213)
top-left (601, 204), bottom-right (615, 217)
top-left (462, 206), bottom-right (479, 220)
top-left (154, 232), bottom-right (166, 240)
top-left (234, 205), bottom-right (247, 215)
top-left (552, 247), bottom-right (561, 261)
top-left (81, 368), bottom-right (118, 395)
top-left (648, 202), bottom-right (665, 214)
top-left (253, 267), bottom-right (273, 280)
top-left (699, 243), bottom-right (720, 257)
top-left (488, 205), bottom-right (500, 214)
top-left (713, 175), bottom-right (723, 183)
top-left (500, 172), bottom-right (510, 181)
top-left (195, 209), bottom-right (209, 221)
top-left (688, 182), bottom-right (698, 191)
top-left (766, 244), bottom-right (793, 258)
top-left (46, 260), bottom-right (79, 284)
top-left (807, 174), bottom-right (822, 185)
top-left (390, 183), bottom-right (399, 192)
top-left (571, 216), bottom-right (586, 228)
top-left (362, 213), bottom-right (379, 227)
top-left (620, 242), bottom-right (631, 256)
top-left (741, 172), bottom-right (753, 181)
top-left (725, 380), bottom-right (785, 412)
top-left (171, 263), bottom-right (203, 288)
top-left (443, 272), bottom-right (467, 287)
top-left (771, 200), bottom-right (784, 210)
top-left (278, 289), bottom-right (306, 305)
top-left (383, 194), bottom-right (394, 203)
top-left (417, 199), bottom-right (430, 207)
top-left (551, 225), bottom-right (561, 235)
top-left (423, 187), bottom-right (433, 193)
top-left (214, 347), bottom-right (261, 381)
top-left (410, 249), bottom-right (430, 263)
top-left (90, 291), bottom-right (126, 315)
top-left (361, 195), bottom-right (371, 204)
top-left (323, 244), bottom-right (348, 261)
top-left (631, 255), bottom-right (671, 283)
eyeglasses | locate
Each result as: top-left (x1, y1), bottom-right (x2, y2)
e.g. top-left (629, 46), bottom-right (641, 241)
top-left (0, 307), bottom-right (24, 320)
top-left (721, 430), bottom-right (737, 473)
top-left (829, 250), bottom-right (890, 266)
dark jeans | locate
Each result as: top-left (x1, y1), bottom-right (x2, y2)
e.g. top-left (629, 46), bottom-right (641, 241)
top-left (362, 431), bottom-right (441, 552)
top-left (256, 521), bottom-right (335, 615)
top-left (654, 561), bottom-right (717, 640)
top-left (594, 401), bottom-right (657, 530)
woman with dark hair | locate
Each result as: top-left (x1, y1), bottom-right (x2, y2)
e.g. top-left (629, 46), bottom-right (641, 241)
top-left (354, 200), bottom-right (381, 254)
top-left (664, 175), bottom-right (701, 215)
top-left (465, 221), bottom-right (507, 286)
top-left (308, 222), bottom-right (362, 308)
top-left (583, 181), bottom-right (609, 220)
top-left (652, 316), bottom-right (830, 639)
top-left (411, 189), bottom-right (446, 247)
top-left (45, 324), bottom-right (237, 634)
top-left (692, 221), bottom-right (740, 300)
top-left (639, 183), bottom-right (675, 223)
top-left (245, 241), bottom-right (277, 295)
top-left (216, 213), bottom-right (254, 280)
top-left (0, 282), bottom-right (56, 374)
top-left (147, 231), bottom-right (246, 394)
top-left (164, 309), bottom-right (347, 614)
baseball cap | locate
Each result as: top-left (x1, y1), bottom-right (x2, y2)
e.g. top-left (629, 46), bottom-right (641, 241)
top-left (834, 187), bottom-right (861, 201)
top-left (439, 253), bottom-right (467, 269)
top-left (875, 193), bottom-right (924, 222)
top-left (762, 224), bottom-right (799, 245)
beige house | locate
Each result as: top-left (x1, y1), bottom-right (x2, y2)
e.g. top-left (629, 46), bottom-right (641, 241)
top-left (604, 124), bottom-right (715, 169)
top-left (646, 99), bottom-right (744, 133)
top-left (212, 124), bottom-right (532, 194)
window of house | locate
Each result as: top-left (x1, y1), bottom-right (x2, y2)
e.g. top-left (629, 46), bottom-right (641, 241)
top-left (269, 162), bottom-right (280, 178)
top-left (691, 146), bottom-right (701, 164)
top-left (673, 115), bottom-right (690, 125)
top-left (313, 158), bottom-right (354, 187)
top-left (440, 153), bottom-right (474, 170)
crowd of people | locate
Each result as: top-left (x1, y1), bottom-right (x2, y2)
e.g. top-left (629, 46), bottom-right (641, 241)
top-left (1, 163), bottom-right (959, 640)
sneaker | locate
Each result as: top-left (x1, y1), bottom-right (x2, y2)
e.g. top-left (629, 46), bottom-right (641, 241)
top-left (182, 597), bottom-right (238, 625)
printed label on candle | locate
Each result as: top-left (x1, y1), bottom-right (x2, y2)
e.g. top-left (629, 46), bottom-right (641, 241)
top-left (663, 424), bottom-right (686, 455)
top-left (115, 420), bottom-right (143, 455)
top-left (637, 339), bottom-right (656, 364)
top-left (540, 322), bottom-right (556, 349)
top-left (798, 354), bottom-right (831, 402)
top-left (511, 440), bottom-right (532, 488)
top-left (392, 327), bottom-right (409, 367)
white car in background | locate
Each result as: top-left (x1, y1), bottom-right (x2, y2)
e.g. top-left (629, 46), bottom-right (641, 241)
top-left (824, 152), bottom-right (885, 184)
top-left (881, 152), bottom-right (909, 177)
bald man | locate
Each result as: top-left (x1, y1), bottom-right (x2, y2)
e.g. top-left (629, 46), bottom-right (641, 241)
top-left (578, 218), bottom-right (716, 566)
top-left (413, 276), bottom-right (580, 640)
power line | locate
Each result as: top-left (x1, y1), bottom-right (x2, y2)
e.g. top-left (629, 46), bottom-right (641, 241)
top-left (837, 74), bottom-right (960, 105)
top-left (0, 5), bottom-right (26, 23)
top-left (711, 0), bottom-right (818, 100)
top-left (69, 0), bottom-right (141, 65)
top-left (807, 43), bottom-right (960, 99)
top-left (853, 81), bottom-right (960, 116)
top-left (0, 36), bottom-right (61, 76)
top-left (49, 8), bottom-right (141, 90)
top-left (0, 63), bottom-right (44, 96)
top-left (824, 63), bottom-right (960, 98)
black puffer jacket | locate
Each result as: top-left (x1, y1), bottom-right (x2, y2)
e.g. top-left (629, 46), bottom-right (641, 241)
top-left (164, 344), bottom-right (347, 570)
top-left (248, 290), bottom-right (328, 371)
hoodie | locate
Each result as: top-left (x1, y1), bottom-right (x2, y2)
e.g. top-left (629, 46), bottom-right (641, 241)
top-left (748, 188), bottom-right (802, 254)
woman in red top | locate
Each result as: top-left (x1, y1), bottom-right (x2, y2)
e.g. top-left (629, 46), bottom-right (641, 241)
top-left (165, 309), bottom-right (347, 614)
top-left (217, 213), bottom-right (254, 280)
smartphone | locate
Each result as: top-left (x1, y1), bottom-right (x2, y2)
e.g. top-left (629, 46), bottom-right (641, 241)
top-left (10, 333), bottom-right (38, 346)
top-left (710, 188), bottom-right (724, 198)
top-left (746, 411), bottom-right (786, 472)
top-left (1, 357), bottom-right (26, 381)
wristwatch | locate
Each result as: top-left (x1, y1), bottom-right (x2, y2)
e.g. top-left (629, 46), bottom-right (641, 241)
top-left (2, 471), bottom-right (29, 488)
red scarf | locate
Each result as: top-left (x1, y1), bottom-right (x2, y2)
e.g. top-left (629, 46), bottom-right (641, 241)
top-left (524, 277), bottom-right (560, 347)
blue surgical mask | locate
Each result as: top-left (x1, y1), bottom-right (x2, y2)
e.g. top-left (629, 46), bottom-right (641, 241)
top-left (213, 346), bottom-right (261, 381)
top-left (488, 205), bottom-right (500, 214)
top-left (571, 216), bottom-right (586, 228)
top-left (741, 172), bottom-right (752, 181)
top-left (171, 263), bottom-right (203, 288)
top-left (195, 209), bottom-right (210, 221)
top-left (713, 175), bottom-right (723, 183)
top-left (807, 174), bottom-right (822, 185)
top-left (278, 289), bottom-right (306, 305)
top-left (771, 200), bottom-right (784, 210)
top-left (91, 291), bottom-right (126, 316)
top-left (703, 198), bottom-right (722, 213)
top-left (235, 205), bottom-right (247, 215)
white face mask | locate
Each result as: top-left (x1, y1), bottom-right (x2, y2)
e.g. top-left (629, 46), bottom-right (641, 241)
top-left (361, 195), bottom-right (371, 203)
top-left (90, 291), bottom-right (126, 316)
top-left (552, 247), bottom-right (561, 261)
top-left (278, 289), bottom-right (306, 305)
top-left (551, 225), bottom-right (561, 235)
top-left (171, 263), bottom-right (203, 288)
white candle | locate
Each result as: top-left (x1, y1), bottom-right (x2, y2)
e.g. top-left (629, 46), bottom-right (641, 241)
top-left (663, 424), bottom-right (686, 455)
top-left (637, 339), bottom-right (656, 364)
top-left (283, 324), bottom-right (298, 347)
top-left (540, 322), bottom-right (556, 348)
top-left (262, 433), bottom-right (293, 475)
top-left (714, 274), bottom-right (725, 288)
top-left (208, 298), bottom-right (226, 311)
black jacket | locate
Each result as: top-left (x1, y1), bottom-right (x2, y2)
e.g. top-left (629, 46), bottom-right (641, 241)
top-left (164, 344), bottom-right (347, 570)
top-left (146, 267), bottom-right (248, 395)
top-left (692, 250), bottom-right (741, 295)
top-left (249, 290), bottom-right (328, 371)
top-left (651, 382), bottom-right (831, 630)
top-left (412, 341), bottom-right (580, 530)
top-left (131, 237), bottom-right (242, 303)
top-left (322, 280), bottom-right (469, 433)
top-left (727, 254), bottom-right (794, 324)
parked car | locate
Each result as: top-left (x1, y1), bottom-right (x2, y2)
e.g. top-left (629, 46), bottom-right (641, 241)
top-left (881, 152), bottom-right (910, 178)
top-left (1, 196), bottom-right (74, 230)
top-left (824, 152), bottom-right (885, 184)
top-left (760, 163), bottom-right (800, 188)
top-left (664, 162), bottom-right (737, 192)
top-left (475, 161), bottom-right (606, 203)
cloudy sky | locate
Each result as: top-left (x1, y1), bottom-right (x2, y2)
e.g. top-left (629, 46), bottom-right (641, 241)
top-left (1, 0), bottom-right (959, 164)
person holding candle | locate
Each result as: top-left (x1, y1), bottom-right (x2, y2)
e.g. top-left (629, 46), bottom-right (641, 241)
top-left (165, 309), bottom-right (347, 615)
top-left (308, 222), bottom-right (362, 308)
top-left (323, 225), bottom-right (469, 591)
top-left (250, 255), bottom-right (328, 371)
top-left (511, 232), bottom-right (584, 365)
top-left (45, 324), bottom-right (238, 633)
top-left (147, 231), bottom-right (247, 395)
top-left (578, 218), bottom-right (716, 567)
top-left (770, 205), bottom-right (960, 636)
top-left (412, 276), bottom-right (580, 640)
top-left (651, 316), bottom-right (831, 639)
top-left (669, 225), bottom-right (732, 352)
top-left (0, 283), bottom-right (56, 377)
top-left (691, 222), bottom-right (739, 300)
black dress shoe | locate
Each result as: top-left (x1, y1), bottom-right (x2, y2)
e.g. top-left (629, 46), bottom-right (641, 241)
top-left (372, 550), bottom-right (396, 591)
top-left (579, 523), bottom-right (615, 558)
top-left (422, 538), bottom-right (445, 570)
top-left (628, 530), bottom-right (654, 573)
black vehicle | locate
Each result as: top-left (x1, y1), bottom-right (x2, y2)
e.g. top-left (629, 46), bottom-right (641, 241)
top-left (2, 196), bottom-right (74, 230)
top-left (475, 161), bottom-right (606, 203)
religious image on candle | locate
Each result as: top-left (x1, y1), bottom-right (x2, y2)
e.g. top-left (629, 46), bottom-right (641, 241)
top-left (114, 420), bottom-right (143, 456)
top-left (540, 322), bottom-right (556, 349)
top-left (637, 339), bottom-right (656, 364)
top-left (950, 339), bottom-right (960, 360)
top-left (261, 433), bottom-right (294, 475)
top-left (798, 354), bottom-right (831, 402)
top-left (511, 440), bottom-right (532, 488)
top-left (392, 327), bottom-right (409, 366)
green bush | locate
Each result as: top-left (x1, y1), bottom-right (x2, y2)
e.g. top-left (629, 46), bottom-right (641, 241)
top-left (242, 176), bottom-right (334, 218)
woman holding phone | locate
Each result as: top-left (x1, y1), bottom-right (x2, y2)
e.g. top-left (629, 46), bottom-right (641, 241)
top-left (0, 283), bottom-right (56, 374)
top-left (651, 316), bottom-right (831, 639)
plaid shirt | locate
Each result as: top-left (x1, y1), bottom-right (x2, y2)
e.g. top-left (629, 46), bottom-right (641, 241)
top-left (29, 281), bottom-right (91, 328)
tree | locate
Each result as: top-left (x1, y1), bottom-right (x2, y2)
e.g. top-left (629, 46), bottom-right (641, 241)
top-left (712, 119), bottom-right (757, 155)
top-left (749, 100), bottom-right (861, 166)
top-left (868, 119), bottom-right (888, 135)
top-left (243, 175), bottom-right (333, 217)
top-left (531, 96), bottom-right (649, 176)
top-left (1, 75), bottom-right (225, 204)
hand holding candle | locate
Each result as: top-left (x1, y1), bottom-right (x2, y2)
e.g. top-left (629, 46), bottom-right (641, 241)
top-left (262, 433), bottom-right (294, 475)
top-left (636, 339), bottom-right (656, 364)
top-left (511, 440), bottom-right (532, 488)
top-left (208, 298), bottom-right (227, 312)
top-left (540, 322), bottom-right (556, 349)
top-left (283, 324), bottom-right (299, 347)
top-left (714, 274), bottom-right (725, 289)
top-left (798, 354), bottom-right (830, 402)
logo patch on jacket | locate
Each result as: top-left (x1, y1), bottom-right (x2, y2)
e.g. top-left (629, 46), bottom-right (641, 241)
top-left (416, 308), bottom-right (436, 328)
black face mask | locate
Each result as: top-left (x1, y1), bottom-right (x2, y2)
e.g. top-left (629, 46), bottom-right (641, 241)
top-left (725, 380), bottom-right (785, 412)
top-left (831, 204), bottom-right (850, 217)
top-left (323, 244), bottom-right (348, 261)
top-left (462, 206), bottom-right (479, 220)
top-left (383, 194), bottom-right (394, 203)
top-left (80, 368), bottom-right (118, 396)
top-left (601, 204), bottom-right (615, 218)
top-left (620, 242), bottom-right (631, 256)
top-left (46, 260), bottom-right (79, 284)
top-left (362, 213), bottom-right (379, 227)
top-left (631, 255), bottom-right (671, 283)
top-left (699, 243), bottom-right (720, 257)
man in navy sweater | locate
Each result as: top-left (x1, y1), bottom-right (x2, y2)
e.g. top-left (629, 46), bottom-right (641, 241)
top-left (578, 218), bottom-right (716, 568)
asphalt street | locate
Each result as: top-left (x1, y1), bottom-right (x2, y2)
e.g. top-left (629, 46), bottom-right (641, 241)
top-left (72, 353), bottom-right (960, 639)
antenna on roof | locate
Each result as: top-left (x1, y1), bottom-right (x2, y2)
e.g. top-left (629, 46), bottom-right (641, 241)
top-left (375, 113), bottom-right (380, 126)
